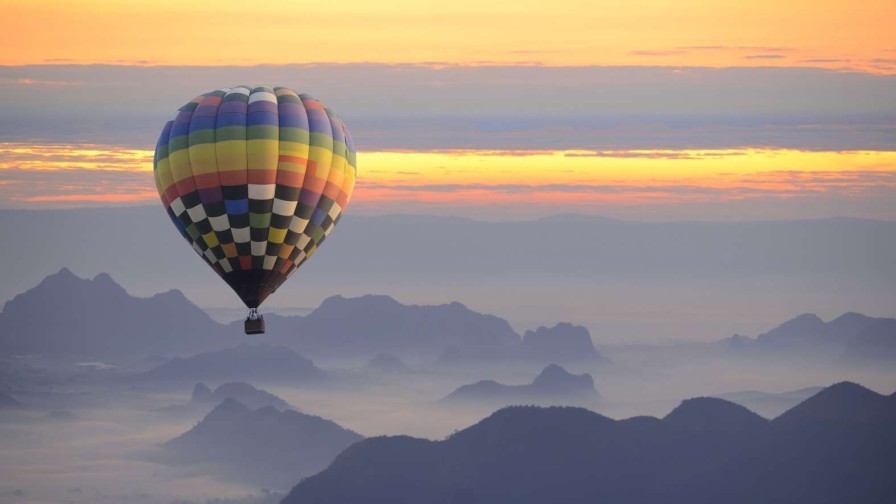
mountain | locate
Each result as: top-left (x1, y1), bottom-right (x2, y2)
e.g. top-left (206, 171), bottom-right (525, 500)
top-left (519, 323), bottom-right (605, 363)
top-left (189, 382), bottom-right (294, 411)
top-left (252, 295), bottom-right (521, 357)
top-left (0, 392), bottom-right (21, 409)
top-left (441, 364), bottom-right (601, 407)
top-left (773, 381), bottom-right (896, 426)
top-left (156, 398), bottom-right (363, 489)
top-left (664, 397), bottom-right (768, 434)
top-left (726, 312), bottom-right (894, 358)
top-left (714, 386), bottom-right (824, 419)
top-left (284, 383), bottom-right (896, 504)
top-left (0, 268), bottom-right (232, 358)
top-left (366, 353), bottom-right (410, 373)
top-left (841, 318), bottom-right (896, 364)
top-left (751, 312), bottom-right (848, 355)
top-left (0, 269), bottom-right (599, 362)
top-left (138, 344), bottom-right (325, 383)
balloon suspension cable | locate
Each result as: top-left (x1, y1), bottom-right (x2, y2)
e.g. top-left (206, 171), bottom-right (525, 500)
top-left (248, 308), bottom-right (260, 320)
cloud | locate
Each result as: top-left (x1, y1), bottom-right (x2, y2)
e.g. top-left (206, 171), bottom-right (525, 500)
top-left (675, 45), bottom-right (792, 52)
top-left (0, 77), bottom-right (82, 86)
top-left (2, 142), bottom-right (893, 221)
top-left (0, 64), bottom-right (894, 152)
top-left (0, 143), bottom-right (152, 172)
top-left (561, 150), bottom-right (751, 160)
top-left (0, 167), bottom-right (156, 206)
top-left (743, 54), bottom-right (786, 60)
top-left (797, 58), bottom-right (851, 63)
top-left (357, 169), bottom-right (896, 198)
top-left (629, 50), bottom-right (687, 57)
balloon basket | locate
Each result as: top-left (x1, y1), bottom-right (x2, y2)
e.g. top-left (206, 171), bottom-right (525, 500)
top-left (244, 311), bottom-right (265, 335)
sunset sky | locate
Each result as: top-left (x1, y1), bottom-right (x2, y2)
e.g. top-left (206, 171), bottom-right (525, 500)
top-left (1, 0), bottom-right (894, 220)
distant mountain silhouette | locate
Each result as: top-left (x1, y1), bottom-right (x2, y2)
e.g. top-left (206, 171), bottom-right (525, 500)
top-left (138, 344), bottom-right (325, 383)
top-left (519, 323), bottom-right (606, 363)
top-left (841, 318), bottom-right (896, 364)
top-left (367, 353), bottom-right (409, 373)
top-left (773, 381), bottom-right (896, 426)
top-left (714, 386), bottom-right (823, 418)
top-left (441, 364), bottom-right (601, 407)
top-left (664, 397), bottom-right (768, 434)
top-left (155, 398), bottom-right (362, 489)
top-left (190, 382), bottom-right (213, 402)
top-left (257, 295), bottom-right (608, 364)
top-left (0, 392), bottom-right (21, 409)
top-left (6, 210), bottom-right (894, 341)
top-left (189, 382), bottom-right (294, 411)
top-left (1, 270), bottom-right (602, 362)
top-left (725, 311), bottom-right (894, 359)
top-left (253, 295), bottom-right (521, 357)
top-left (0, 268), bottom-right (232, 357)
top-left (284, 382), bottom-right (896, 504)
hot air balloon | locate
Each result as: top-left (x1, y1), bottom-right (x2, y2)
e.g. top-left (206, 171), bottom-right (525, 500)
top-left (152, 85), bottom-right (356, 334)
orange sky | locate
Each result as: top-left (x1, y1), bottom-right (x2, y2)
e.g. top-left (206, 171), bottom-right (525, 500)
top-left (2, 0), bottom-right (895, 72)
top-left (1, 1), bottom-right (894, 218)
top-left (2, 143), bottom-right (894, 220)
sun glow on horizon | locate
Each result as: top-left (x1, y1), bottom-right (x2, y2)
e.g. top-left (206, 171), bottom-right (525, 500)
top-left (1, 142), bottom-right (894, 218)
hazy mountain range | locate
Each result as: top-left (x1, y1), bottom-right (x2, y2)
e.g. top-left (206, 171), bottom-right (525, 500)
top-left (520, 324), bottom-right (605, 363)
top-left (0, 267), bottom-right (229, 357)
top-left (155, 398), bottom-right (363, 489)
top-left (137, 344), bottom-right (325, 383)
top-left (441, 364), bottom-right (601, 407)
top-left (254, 294), bottom-right (520, 357)
top-left (0, 392), bottom-right (21, 409)
top-left (0, 269), bottom-right (607, 361)
top-left (283, 382), bottom-right (896, 504)
top-left (3, 208), bottom-right (894, 342)
top-left (723, 312), bottom-right (896, 363)
top-left (366, 353), bottom-right (410, 373)
top-left (189, 382), bottom-right (294, 411)
top-left (2, 269), bottom-right (893, 365)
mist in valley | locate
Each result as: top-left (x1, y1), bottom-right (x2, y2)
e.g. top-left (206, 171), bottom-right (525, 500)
top-left (1, 211), bottom-right (894, 503)
top-left (2, 312), bottom-right (895, 503)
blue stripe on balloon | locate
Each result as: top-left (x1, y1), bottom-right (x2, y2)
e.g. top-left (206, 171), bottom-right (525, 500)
top-left (216, 113), bottom-right (248, 128)
top-left (190, 115), bottom-right (217, 131)
top-left (308, 118), bottom-right (331, 135)
top-left (279, 113), bottom-right (307, 129)
top-left (225, 198), bottom-right (249, 214)
top-left (247, 111), bottom-right (279, 127)
top-left (155, 121), bottom-right (173, 151)
top-left (171, 114), bottom-right (192, 137)
top-left (329, 116), bottom-right (345, 144)
top-left (219, 101), bottom-right (247, 114)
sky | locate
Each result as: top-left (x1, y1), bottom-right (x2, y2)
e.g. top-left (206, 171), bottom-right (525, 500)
top-left (0, 0), bottom-right (894, 220)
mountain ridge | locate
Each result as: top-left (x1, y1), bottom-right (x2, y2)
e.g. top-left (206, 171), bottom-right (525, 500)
top-left (156, 397), bottom-right (363, 489)
top-left (441, 364), bottom-right (601, 407)
top-left (284, 382), bottom-right (896, 504)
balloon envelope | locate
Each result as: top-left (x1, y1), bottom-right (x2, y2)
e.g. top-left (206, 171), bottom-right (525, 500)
top-left (153, 85), bottom-right (356, 308)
